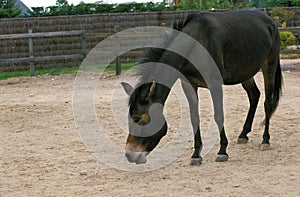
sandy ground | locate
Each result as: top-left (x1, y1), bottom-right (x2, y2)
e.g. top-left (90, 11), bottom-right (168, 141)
top-left (0, 60), bottom-right (299, 196)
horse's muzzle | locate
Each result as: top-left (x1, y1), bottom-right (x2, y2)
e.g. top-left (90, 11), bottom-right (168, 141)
top-left (125, 151), bottom-right (148, 164)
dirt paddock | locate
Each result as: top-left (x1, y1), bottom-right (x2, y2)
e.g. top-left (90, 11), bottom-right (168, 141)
top-left (0, 60), bottom-right (299, 196)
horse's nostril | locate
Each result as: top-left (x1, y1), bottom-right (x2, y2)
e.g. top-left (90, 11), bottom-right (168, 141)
top-left (131, 116), bottom-right (141, 123)
top-left (125, 152), bottom-right (134, 163)
top-left (125, 152), bottom-right (131, 159)
top-left (133, 118), bottom-right (140, 123)
top-left (130, 114), bottom-right (141, 122)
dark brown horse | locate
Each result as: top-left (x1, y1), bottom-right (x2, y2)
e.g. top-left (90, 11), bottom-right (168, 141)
top-left (122, 9), bottom-right (282, 164)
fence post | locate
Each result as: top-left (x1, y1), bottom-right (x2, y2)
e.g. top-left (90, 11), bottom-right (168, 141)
top-left (80, 28), bottom-right (87, 71)
top-left (114, 25), bottom-right (121, 75)
top-left (28, 29), bottom-right (35, 77)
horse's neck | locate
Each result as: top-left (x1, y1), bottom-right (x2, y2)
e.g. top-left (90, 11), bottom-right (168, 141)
top-left (139, 51), bottom-right (186, 105)
top-left (154, 83), bottom-right (172, 105)
top-left (143, 63), bottom-right (180, 105)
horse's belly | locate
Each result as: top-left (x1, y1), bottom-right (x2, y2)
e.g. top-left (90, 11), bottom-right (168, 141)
top-left (222, 65), bottom-right (261, 85)
top-left (221, 49), bottom-right (268, 85)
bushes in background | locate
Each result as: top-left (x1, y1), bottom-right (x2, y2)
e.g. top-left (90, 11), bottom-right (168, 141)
top-left (280, 31), bottom-right (296, 48)
top-left (270, 7), bottom-right (295, 27)
top-left (0, 0), bottom-right (21, 18)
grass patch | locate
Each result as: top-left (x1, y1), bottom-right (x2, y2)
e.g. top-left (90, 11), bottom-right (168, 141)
top-left (0, 70), bottom-right (30, 81)
top-left (0, 62), bottom-right (137, 80)
top-left (0, 66), bottom-right (79, 81)
top-left (84, 62), bottom-right (137, 73)
top-left (280, 54), bottom-right (300, 59)
top-left (105, 62), bottom-right (137, 73)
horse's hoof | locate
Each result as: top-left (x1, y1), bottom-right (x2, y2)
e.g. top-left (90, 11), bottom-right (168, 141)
top-left (215, 154), bottom-right (228, 162)
top-left (260, 143), bottom-right (270, 151)
top-left (237, 137), bottom-right (248, 144)
top-left (190, 157), bottom-right (202, 165)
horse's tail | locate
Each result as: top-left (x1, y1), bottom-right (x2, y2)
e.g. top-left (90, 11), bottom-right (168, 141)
top-left (261, 59), bottom-right (282, 126)
top-left (270, 59), bottom-right (283, 117)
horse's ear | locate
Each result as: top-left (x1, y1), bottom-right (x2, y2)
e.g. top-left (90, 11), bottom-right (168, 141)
top-left (148, 80), bottom-right (156, 97)
top-left (121, 82), bottom-right (134, 96)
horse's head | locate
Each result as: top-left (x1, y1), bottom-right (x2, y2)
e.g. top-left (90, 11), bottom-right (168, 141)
top-left (121, 81), bottom-right (168, 164)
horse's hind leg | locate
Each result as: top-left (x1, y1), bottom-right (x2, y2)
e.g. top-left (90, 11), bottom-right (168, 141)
top-left (237, 78), bottom-right (260, 144)
top-left (261, 69), bottom-right (275, 150)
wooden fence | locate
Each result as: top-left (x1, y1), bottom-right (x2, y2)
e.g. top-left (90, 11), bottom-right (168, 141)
top-left (0, 25), bottom-right (299, 76)
top-left (0, 27), bottom-right (152, 76)
top-left (1, 8), bottom-right (300, 75)
top-left (0, 27), bottom-right (136, 76)
top-left (0, 9), bottom-right (299, 75)
top-left (0, 24), bottom-right (165, 76)
top-left (0, 29), bottom-right (86, 76)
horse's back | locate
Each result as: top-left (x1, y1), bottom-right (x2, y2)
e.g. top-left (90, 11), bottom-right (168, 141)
top-left (184, 9), bottom-right (279, 85)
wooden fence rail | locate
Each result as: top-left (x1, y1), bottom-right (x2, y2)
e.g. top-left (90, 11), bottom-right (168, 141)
top-left (278, 27), bottom-right (300, 32)
top-left (0, 29), bottom-right (86, 76)
top-left (0, 26), bottom-right (299, 76)
top-left (0, 27), bottom-right (154, 76)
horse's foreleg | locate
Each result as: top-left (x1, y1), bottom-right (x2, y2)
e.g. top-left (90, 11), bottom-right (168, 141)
top-left (209, 82), bottom-right (228, 162)
top-left (238, 78), bottom-right (260, 144)
top-left (181, 80), bottom-right (202, 165)
top-left (215, 127), bottom-right (229, 162)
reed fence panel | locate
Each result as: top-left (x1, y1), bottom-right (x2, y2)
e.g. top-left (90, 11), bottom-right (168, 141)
top-left (0, 8), bottom-right (299, 74)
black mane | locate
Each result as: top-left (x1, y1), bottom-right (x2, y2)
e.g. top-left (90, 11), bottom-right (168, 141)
top-left (139, 13), bottom-right (196, 65)
top-left (128, 13), bottom-right (196, 106)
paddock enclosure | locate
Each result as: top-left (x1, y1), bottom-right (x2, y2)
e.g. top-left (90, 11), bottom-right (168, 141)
top-left (0, 8), bottom-right (299, 73)
top-left (0, 59), bottom-right (299, 196)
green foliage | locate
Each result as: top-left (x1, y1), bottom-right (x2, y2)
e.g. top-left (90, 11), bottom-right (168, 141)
top-left (0, 0), bottom-right (21, 18)
top-left (29, 1), bottom-right (173, 16)
top-left (0, 62), bottom-right (137, 80)
top-left (93, 4), bottom-right (114, 13)
top-left (56, 0), bottom-right (69, 7)
top-left (30, 7), bottom-right (46, 17)
top-left (27, 0), bottom-right (300, 17)
top-left (267, 0), bottom-right (300, 7)
top-left (202, 0), bottom-right (233, 10)
top-left (280, 31), bottom-right (296, 49)
top-left (0, 0), bottom-right (16, 9)
top-left (0, 66), bottom-right (79, 80)
top-left (177, 0), bottom-right (256, 10)
top-left (270, 7), bottom-right (295, 27)
top-left (27, 1), bottom-right (235, 17)
top-left (175, 0), bottom-right (250, 10)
